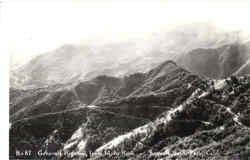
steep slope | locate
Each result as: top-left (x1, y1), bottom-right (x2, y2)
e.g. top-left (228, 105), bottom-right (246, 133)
top-left (10, 23), bottom-right (249, 89)
top-left (90, 76), bottom-right (250, 160)
top-left (178, 43), bottom-right (250, 79)
top-left (9, 42), bottom-right (144, 89)
top-left (10, 60), bottom-right (250, 160)
top-left (10, 84), bottom-right (81, 122)
top-left (234, 60), bottom-right (250, 76)
top-left (10, 74), bottom-right (124, 122)
top-left (10, 60), bottom-right (201, 122)
top-left (9, 61), bottom-right (208, 159)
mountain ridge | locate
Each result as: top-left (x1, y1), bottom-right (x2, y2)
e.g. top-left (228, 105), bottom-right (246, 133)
top-left (10, 59), bottom-right (250, 159)
top-left (10, 23), bottom-right (250, 89)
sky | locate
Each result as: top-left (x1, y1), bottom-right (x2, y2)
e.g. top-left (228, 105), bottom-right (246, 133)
top-left (1, 1), bottom-right (250, 156)
top-left (1, 0), bottom-right (250, 69)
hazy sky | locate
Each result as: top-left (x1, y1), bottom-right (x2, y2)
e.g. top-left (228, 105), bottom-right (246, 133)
top-left (2, 0), bottom-right (250, 69)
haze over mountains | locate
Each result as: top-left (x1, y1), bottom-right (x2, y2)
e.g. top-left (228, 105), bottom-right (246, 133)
top-left (9, 23), bottom-right (250, 160)
top-left (10, 23), bottom-right (250, 89)
top-left (178, 42), bottom-right (250, 78)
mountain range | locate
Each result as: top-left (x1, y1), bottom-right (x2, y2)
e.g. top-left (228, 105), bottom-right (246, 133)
top-left (10, 23), bottom-right (250, 89)
top-left (9, 23), bottom-right (250, 160)
top-left (10, 60), bottom-right (250, 159)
